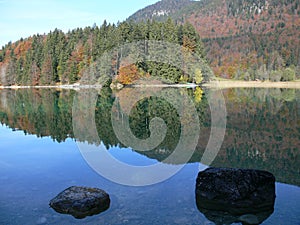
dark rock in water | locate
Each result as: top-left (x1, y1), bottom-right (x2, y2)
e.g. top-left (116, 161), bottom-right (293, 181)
top-left (195, 167), bottom-right (276, 215)
top-left (49, 186), bottom-right (110, 219)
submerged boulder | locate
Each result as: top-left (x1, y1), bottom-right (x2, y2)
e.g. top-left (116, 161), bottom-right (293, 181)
top-left (195, 167), bottom-right (276, 215)
top-left (49, 186), bottom-right (110, 219)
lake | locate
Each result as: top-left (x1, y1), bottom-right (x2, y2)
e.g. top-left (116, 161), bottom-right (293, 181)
top-left (0, 87), bottom-right (299, 225)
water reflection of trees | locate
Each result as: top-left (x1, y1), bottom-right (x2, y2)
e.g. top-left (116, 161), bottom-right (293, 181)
top-left (0, 88), bottom-right (299, 186)
top-left (0, 89), bottom-right (74, 142)
top-left (194, 88), bottom-right (300, 186)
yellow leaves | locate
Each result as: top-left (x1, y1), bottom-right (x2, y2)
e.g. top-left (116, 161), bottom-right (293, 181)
top-left (194, 86), bottom-right (203, 103)
top-left (179, 75), bottom-right (189, 83)
top-left (194, 68), bottom-right (203, 84)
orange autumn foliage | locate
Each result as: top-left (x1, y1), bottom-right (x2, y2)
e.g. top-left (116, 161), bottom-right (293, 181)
top-left (116, 64), bottom-right (145, 85)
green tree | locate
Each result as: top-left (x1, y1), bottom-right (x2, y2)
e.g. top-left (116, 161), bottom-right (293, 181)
top-left (40, 53), bottom-right (53, 85)
top-left (281, 67), bottom-right (296, 81)
top-left (269, 70), bottom-right (281, 82)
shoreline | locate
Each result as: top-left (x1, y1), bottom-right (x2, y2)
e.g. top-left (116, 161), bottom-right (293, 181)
top-left (0, 84), bottom-right (102, 90)
top-left (203, 80), bottom-right (300, 89)
top-left (132, 83), bottom-right (198, 88)
top-left (0, 80), bottom-right (299, 90)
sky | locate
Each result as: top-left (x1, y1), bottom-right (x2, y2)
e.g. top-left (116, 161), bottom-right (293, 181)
top-left (0, 0), bottom-right (158, 47)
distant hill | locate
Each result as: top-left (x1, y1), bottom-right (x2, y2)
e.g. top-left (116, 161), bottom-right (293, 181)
top-left (128, 0), bottom-right (300, 78)
top-left (128, 0), bottom-right (193, 22)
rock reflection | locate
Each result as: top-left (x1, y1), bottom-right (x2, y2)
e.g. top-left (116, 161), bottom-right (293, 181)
top-left (197, 207), bottom-right (274, 225)
top-left (195, 167), bottom-right (275, 225)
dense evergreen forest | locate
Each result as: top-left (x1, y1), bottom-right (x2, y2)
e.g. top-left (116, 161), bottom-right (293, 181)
top-left (129, 0), bottom-right (300, 80)
top-left (0, 19), bottom-right (212, 86)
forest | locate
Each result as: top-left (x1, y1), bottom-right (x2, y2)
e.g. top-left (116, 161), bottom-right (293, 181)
top-left (129, 0), bottom-right (300, 80)
top-left (0, 19), bottom-right (212, 86)
top-left (0, 0), bottom-right (299, 85)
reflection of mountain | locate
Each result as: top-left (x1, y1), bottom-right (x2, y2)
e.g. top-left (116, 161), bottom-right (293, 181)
top-left (197, 88), bottom-right (300, 186)
top-left (0, 88), bottom-right (299, 186)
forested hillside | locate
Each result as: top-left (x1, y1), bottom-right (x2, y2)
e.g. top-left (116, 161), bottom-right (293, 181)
top-left (128, 0), bottom-right (193, 22)
top-left (1, 0), bottom-right (299, 84)
top-left (129, 0), bottom-right (300, 79)
top-left (0, 19), bottom-right (211, 86)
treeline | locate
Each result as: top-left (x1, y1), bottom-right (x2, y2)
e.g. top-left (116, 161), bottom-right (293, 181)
top-left (0, 19), bottom-right (211, 86)
top-left (226, 0), bottom-right (298, 17)
top-left (128, 0), bottom-right (300, 79)
top-left (204, 33), bottom-right (300, 79)
top-left (192, 0), bottom-right (300, 78)
top-left (234, 64), bottom-right (298, 81)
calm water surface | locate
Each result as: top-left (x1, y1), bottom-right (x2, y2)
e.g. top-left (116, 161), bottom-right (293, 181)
top-left (0, 87), bottom-right (299, 225)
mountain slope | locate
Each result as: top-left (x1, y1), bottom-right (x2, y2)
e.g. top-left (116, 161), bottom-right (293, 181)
top-left (129, 0), bottom-right (300, 78)
top-left (127, 0), bottom-right (193, 22)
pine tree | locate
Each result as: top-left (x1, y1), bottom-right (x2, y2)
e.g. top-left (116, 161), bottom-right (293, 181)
top-left (41, 53), bottom-right (53, 85)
